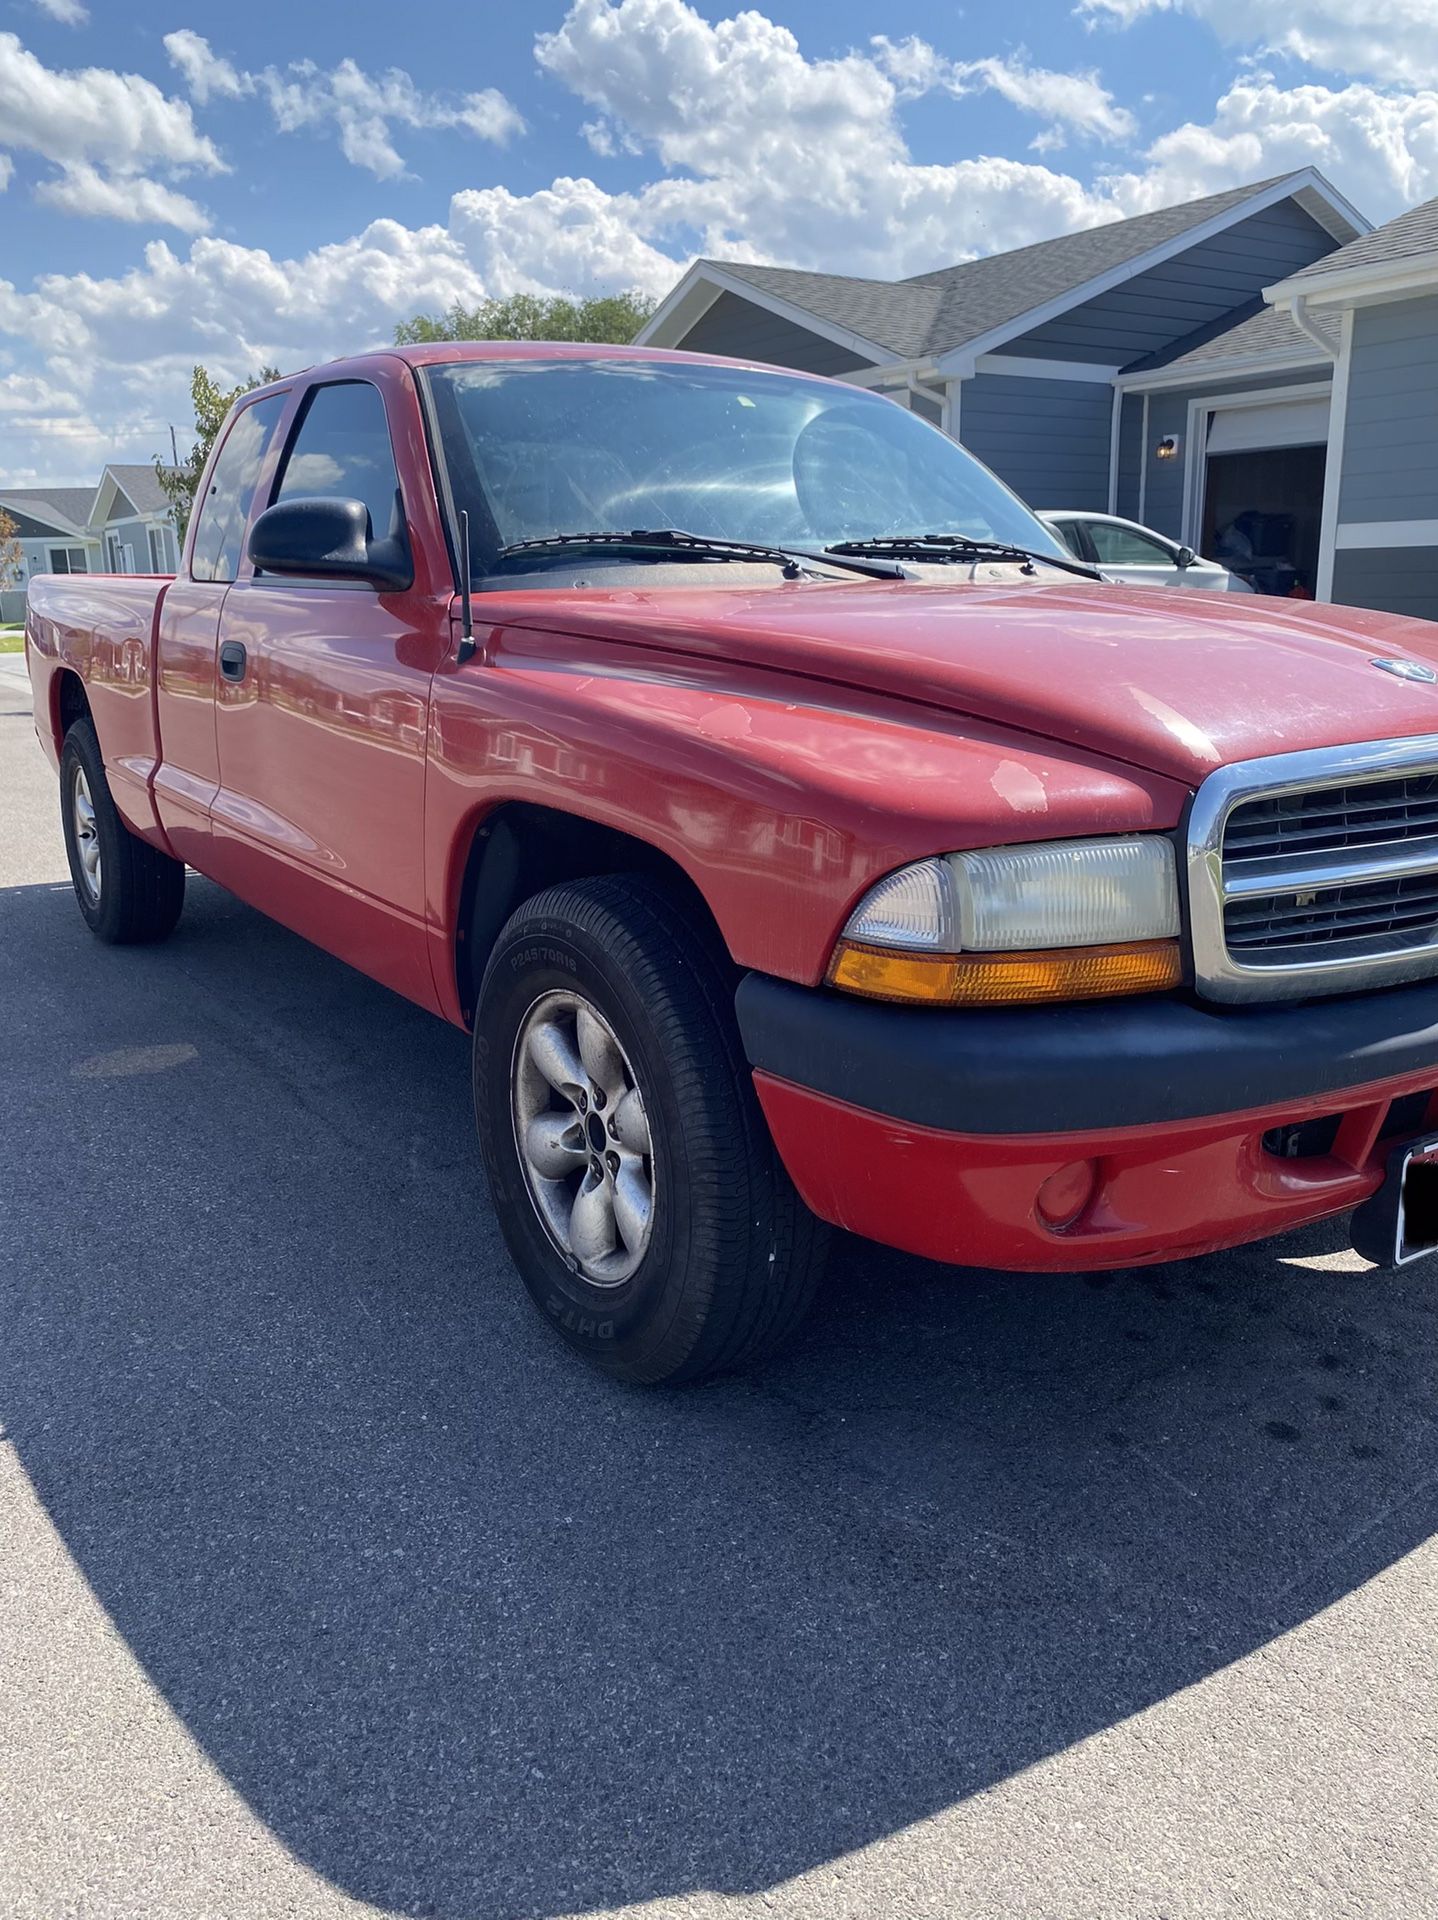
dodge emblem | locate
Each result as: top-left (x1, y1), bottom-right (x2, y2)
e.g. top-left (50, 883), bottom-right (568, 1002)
top-left (1371, 656), bottom-right (1438, 683)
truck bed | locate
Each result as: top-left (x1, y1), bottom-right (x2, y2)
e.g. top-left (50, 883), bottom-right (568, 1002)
top-left (26, 572), bottom-right (171, 839)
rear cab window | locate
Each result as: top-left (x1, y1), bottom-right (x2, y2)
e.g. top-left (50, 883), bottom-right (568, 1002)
top-left (189, 394), bottom-right (287, 582)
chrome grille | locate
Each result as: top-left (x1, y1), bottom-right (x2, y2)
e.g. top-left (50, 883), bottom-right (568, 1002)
top-left (1187, 738), bottom-right (1438, 1002)
top-left (1224, 773), bottom-right (1438, 864)
top-left (1225, 871), bottom-right (1438, 956)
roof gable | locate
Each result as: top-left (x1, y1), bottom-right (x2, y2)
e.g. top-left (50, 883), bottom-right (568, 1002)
top-left (994, 196), bottom-right (1340, 369)
top-left (1277, 192), bottom-right (1438, 297)
top-left (640, 169), bottom-right (1368, 369)
top-left (90, 464), bottom-right (177, 529)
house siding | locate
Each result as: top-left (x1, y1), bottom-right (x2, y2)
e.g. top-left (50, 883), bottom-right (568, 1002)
top-left (680, 290), bottom-right (873, 376)
top-left (102, 515), bottom-right (156, 571)
top-left (958, 373), bottom-right (1112, 510)
top-left (1336, 295), bottom-right (1438, 526)
top-left (1115, 393), bottom-right (1144, 519)
top-left (992, 202), bottom-right (1338, 367)
top-left (1331, 546), bottom-right (1438, 621)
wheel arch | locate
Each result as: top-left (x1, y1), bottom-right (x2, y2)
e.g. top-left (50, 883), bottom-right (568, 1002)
top-left (50, 667), bottom-right (91, 755)
top-left (451, 802), bottom-right (733, 1028)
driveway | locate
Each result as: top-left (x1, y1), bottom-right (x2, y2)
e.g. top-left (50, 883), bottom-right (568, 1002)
top-left (1, 653), bottom-right (1435, 1919)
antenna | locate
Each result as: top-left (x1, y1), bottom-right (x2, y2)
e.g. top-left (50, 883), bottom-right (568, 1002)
top-left (456, 508), bottom-right (476, 663)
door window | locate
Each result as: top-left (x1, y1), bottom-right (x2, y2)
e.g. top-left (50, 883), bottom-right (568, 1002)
top-left (1086, 521), bottom-right (1176, 567)
top-left (1047, 520), bottom-right (1090, 561)
top-left (271, 381), bottom-right (403, 543)
top-left (191, 394), bottom-right (287, 583)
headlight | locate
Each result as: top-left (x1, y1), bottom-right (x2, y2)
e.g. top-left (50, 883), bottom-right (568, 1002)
top-left (829, 836), bottom-right (1181, 1006)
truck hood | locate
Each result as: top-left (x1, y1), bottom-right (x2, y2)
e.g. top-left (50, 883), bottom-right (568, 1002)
top-left (489, 577), bottom-right (1438, 785)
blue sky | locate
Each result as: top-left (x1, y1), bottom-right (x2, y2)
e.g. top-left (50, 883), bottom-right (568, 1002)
top-left (2, 0), bottom-right (1436, 481)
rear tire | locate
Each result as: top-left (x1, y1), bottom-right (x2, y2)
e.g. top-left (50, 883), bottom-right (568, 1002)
top-left (60, 718), bottom-right (185, 944)
top-left (474, 876), bottom-right (828, 1384)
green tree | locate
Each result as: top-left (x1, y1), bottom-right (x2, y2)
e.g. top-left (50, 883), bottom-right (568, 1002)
top-left (156, 362), bottom-right (281, 539)
top-left (394, 290), bottom-right (657, 347)
top-left (0, 508), bottom-right (22, 592)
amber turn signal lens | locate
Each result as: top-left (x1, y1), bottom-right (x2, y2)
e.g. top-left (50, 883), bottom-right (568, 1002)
top-left (827, 938), bottom-right (1182, 1005)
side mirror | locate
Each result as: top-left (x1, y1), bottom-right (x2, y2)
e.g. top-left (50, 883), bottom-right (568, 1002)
top-left (248, 496), bottom-right (412, 592)
top-left (1175, 544), bottom-right (1197, 570)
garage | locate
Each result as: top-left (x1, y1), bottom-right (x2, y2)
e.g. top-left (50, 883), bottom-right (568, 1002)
top-left (1198, 392), bottom-right (1331, 597)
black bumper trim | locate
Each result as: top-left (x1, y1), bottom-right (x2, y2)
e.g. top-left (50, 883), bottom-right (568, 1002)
top-left (735, 973), bottom-right (1438, 1136)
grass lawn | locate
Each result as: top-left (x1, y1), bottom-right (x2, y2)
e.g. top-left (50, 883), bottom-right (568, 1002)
top-left (0, 626), bottom-right (23, 653)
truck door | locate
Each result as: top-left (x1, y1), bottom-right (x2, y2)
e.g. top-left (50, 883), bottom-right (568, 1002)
top-left (153, 390), bottom-right (288, 869)
top-left (208, 373), bottom-right (449, 1012)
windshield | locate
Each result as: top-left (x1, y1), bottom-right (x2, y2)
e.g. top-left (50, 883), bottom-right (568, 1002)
top-left (423, 357), bottom-right (1068, 572)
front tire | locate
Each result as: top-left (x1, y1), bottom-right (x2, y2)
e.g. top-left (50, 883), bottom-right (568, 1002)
top-left (60, 719), bottom-right (185, 944)
top-left (474, 877), bottom-right (828, 1384)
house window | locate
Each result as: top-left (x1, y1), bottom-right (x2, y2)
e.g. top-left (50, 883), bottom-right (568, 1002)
top-left (106, 535), bottom-right (122, 572)
top-left (147, 525), bottom-right (174, 572)
top-left (47, 546), bottom-right (89, 574)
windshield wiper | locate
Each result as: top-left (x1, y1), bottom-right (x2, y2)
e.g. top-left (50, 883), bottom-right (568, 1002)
top-left (825, 533), bottom-right (1102, 583)
top-left (493, 528), bottom-right (905, 580)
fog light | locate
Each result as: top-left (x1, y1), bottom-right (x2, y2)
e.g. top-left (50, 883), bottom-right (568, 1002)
top-left (1036, 1159), bottom-right (1098, 1230)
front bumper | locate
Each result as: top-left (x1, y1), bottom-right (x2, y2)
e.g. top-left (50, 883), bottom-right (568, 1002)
top-left (736, 974), bottom-right (1438, 1270)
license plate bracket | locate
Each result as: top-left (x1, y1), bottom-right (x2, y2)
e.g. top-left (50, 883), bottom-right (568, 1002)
top-left (1351, 1135), bottom-right (1438, 1267)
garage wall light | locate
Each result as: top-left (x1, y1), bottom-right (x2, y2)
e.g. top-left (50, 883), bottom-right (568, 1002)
top-left (1155, 434), bottom-right (1180, 461)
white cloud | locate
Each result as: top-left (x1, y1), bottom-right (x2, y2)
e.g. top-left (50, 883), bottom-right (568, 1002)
top-left (1078, 0), bottom-right (1438, 91)
top-left (872, 37), bottom-right (1136, 148)
top-left (0, 155), bottom-right (11, 192)
top-left (164, 33), bottom-right (524, 178)
top-left (33, 161), bottom-right (211, 231)
top-left (0, 31), bottom-right (221, 231)
top-left (535, 0), bottom-right (1131, 273)
top-left (0, 370), bottom-right (83, 413)
top-left (1103, 74), bottom-right (1438, 215)
top-left (5, 0), bottom-right (1438, 485)
top-left (161, 28), bottom-right (249, 104)
top-left (32, 0), bottom-right (88, 24)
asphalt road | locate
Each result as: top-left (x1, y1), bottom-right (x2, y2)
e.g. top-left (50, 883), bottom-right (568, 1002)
top-left (2, 649), bottom-right (1436, 1920)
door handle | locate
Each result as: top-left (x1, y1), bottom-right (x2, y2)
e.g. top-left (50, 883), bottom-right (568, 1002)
top-left (219, 640), bottom-right (248, 682)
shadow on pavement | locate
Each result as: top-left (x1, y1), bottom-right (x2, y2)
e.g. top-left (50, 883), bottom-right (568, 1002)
top-left (2, 873), bottom-right (1436, 1917)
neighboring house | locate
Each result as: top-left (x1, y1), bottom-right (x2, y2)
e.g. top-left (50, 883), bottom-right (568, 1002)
top-left (1265, 199), bottom-right (1438, 618)
top-left (639, 169), bottom-right (1372, 603)
top-left (89, 464), bottom-right (182, 577)
top-left (0, 486), bottom-right (101, 622)
top-left (0, 466), bottom-right (180, 623)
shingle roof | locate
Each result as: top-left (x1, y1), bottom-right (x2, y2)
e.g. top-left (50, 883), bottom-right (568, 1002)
top-left (1122, 296), bottom-right (1339, 375)
top-left (103, 464), bottom-right (175, 515)
top-left (705, 176), bottom-right (1303, 361)
top-left (709, 262), bottom-right (943, 359)
top-left (0, 485), bottom-right (95, 530)
top-left (1288, 193), bottom-right (1438, 283)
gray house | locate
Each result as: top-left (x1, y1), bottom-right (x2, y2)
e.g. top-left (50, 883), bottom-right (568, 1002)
top-left (88, 464), bottom-right (182, 576)
top-left (0, 464), bottom-right (180, 622)
top-left (638, 169), bottom-right (1376, 603)
top-left (1267, 199), bottom-right (1438, 617)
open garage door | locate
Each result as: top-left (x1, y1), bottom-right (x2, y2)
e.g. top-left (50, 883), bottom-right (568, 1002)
top-left (1200, 394), bottom-right (1330, 598)
top-left (1205, 396), bottom-right (1331, 455)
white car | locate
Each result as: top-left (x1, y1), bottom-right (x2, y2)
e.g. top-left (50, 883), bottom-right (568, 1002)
top-left (1039, 510), bottom-right (1254, 592)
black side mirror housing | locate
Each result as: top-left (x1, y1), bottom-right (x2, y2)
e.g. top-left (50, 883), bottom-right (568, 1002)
top-left (1175, 544), bottom-right (1197, 569)
top-left (248, 496), bottom-right (412, 592)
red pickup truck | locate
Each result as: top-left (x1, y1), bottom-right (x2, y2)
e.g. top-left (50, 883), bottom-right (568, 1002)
top-left (28, 343), bottom-right (1438, 1382)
